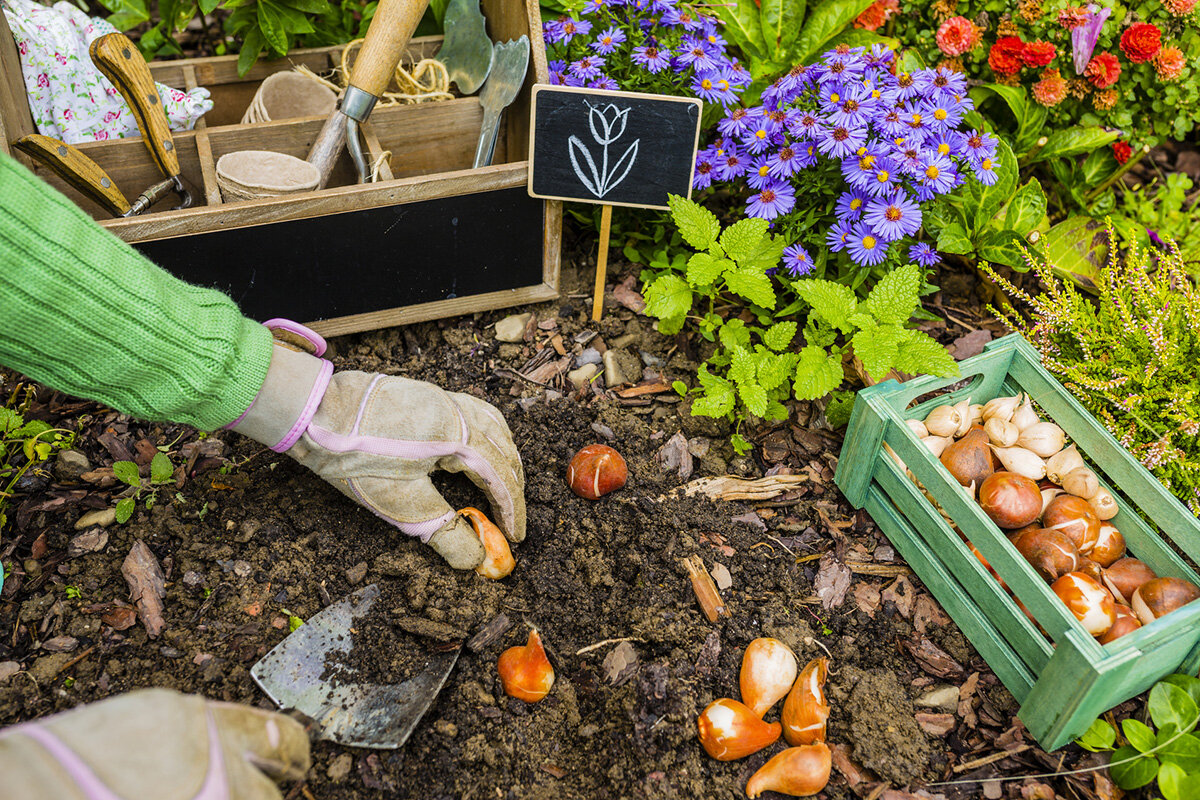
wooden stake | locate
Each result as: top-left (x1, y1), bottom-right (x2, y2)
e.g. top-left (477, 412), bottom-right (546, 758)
top-left (592, 204), bottom-right (613, 321)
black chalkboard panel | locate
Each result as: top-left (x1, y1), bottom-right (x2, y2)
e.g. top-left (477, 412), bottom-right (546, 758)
top-left (135, 187), bottom-right (545, 324)
top-left (528, 85), bottom-right (701, 210)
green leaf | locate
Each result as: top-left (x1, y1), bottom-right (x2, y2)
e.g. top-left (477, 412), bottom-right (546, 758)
top-left (793, 346), bottom-right (843, 400)
top-left (198, 0), bottom-right (221, 13)
top-left (13, 419), bottom-right (50, 439)
top-left (1081, 147), bottom-right (1118, 187)
top-left (150, 452), bottom-right (174, 484)
top-left (719, 218), bottom-right (770, 263)
top-left (1123, 719), bottom-right (1157, 753)
top-left (105, 0), bottom-right (151, 30)
top-left (1077, 719), bottom-right (1117, 752)
top-left (1162, 675), bottom-right (1200, 712)
top-left (687, 252), bottom-right (731, 287)
top-left (894, 329), bottom-right (959, 378)
top-left (115, 497), bottom-right (136, 524)
top-left (757, 350), bottom-right (798, 391)
top-left (1033, 126), bottom-right (1121, 163)
top-left (825, 390), bottom-right (856, 428)
top-left (738, 380), bottom-right (768, 417)
top-left (761, 0), bottom-right (805, 58)
top-left (1150, 682), bottom-right (1200, 734)
top-left (796, 280), bottom-right (856, 333)
top-left (691, 366), bottom-right (736, 417)
top-left (964, 138), bottom-right (1017, 231)
top-left (1158, 731), bottom-right (1200, 773)
top-left (0, 407), bottom-right (20, 434)
top-left (1041, 216), bottom-right (1110, 293)
top-left (237, 27), bottom-right (266, 76)
top-left (763, 321), bottom-right (798, 351)
top-left (764, 401), bottom-right (789, 421)
top-left (672, 380), bottom-right (688, 396)
top-left (729, 347), bottom-right (757, 386)
top-left (851, 323), bottom-right (902, 383)
top-left (643, 274), bottom-right (693, 321)
top-left (277, 0), bottom-right (332, 12)
top-left (256, 0), bottom-right (291, 54)
top-left (668, 194), bottom-right (721, 251)
top-left (1159, 761), bottom-right (1187, 800)
top-left (712, 0), bottom-right (768, 59)
top-left (112, 461), bottom-right (142, 488)
top-left (977, 229), bottom-right (1030, 270)
top-left (730, 433), bottom-right (753, 455)
top-left (861, 263), bottom-right (920, 325)
top-left (1004, 179), bottom-right (1048, 238)
top-left (288, 615), bottom-right (305, 632)
top-left (740, 234), bottom-right (788, 273)
top-left (936, 221), bottom-right (974, 255)
top-left (725, 268), bottom-right (776, 309)
top-left (971, 83), bottom-right (1045, 154)
top-left (790, 0), bottom-right (874, 64)
top-left (1109, 746), bottom-right (1158, 789)
top-left (719, 319), bottom-right (752, 351)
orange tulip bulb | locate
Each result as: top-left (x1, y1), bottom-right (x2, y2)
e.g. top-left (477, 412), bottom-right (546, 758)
top-left (459, 507), bottom-right (515, 579)
top-left (781, 657), bottom-right (829, 746)
top-left (697, 698), bottom-right (781, 761)
top-left (745, 743), bottom-right (832, 798)
top-left (497, 629), bottom-right (554, 702)
top-left (740, 638), bottom-right (798, 718)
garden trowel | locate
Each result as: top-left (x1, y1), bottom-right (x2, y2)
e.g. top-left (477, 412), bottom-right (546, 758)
top-left (433, 0), bottom-right (493, 95)
top-left (250, 584), bottom-right (460, 749)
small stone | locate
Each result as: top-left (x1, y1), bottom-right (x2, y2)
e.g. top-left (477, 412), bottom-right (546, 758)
top-left (327, 753), bottom-right (353, 782)
top-left (915, 685), bottom-right (960, 712)
top-left (160, 647), bottom-right (183, 658)
top-left (567, 363), bottom-right (600, 390)
top-left (433, 719), bottom-right (458, 738)
top-left (0, 662), bottom-right (20, 683)
top-left (494, 313), bottom-right (531, 343)
top-left (345, 562), bottom-right (368, 585)
top-left (23, 559), bottom-right (41, 579)
top-left (914, 711), bottom-right (956, 736)
top-left (68, 528), bottom-right (109, 558)
top-left (182, 571), bottom-right (206, 589)
top-left (710, 562), bottom-right (732, 591)
top-left (74, 508), bottom-right (117, 530)
top-left (602, 351), bottom-right (627, 387)
top-left (610, 333), bottom-right (637, 349)
top-left (28, 654), bottom-right (73, 684)
top-left (575, 348), bottom-right (602, 367)
top-left (54, 450), bottom-right (92, 482)
top-left (639, 350), bottom-right (664, 369)
top-left (41, 636), bottom-right (78, 653)
top-left (232, 560), bottom-right (253, 578)
top-left (590, 422), bottom-right (615, 440)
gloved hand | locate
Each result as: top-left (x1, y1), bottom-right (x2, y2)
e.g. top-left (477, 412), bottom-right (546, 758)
top-left (0, 688), bottom-right (310, 800)
top-left (229, 320), bottom-right (525, 569)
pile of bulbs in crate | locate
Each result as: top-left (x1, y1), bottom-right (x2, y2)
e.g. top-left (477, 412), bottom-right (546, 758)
top-left (901, 393), bottom-right (1200, 643)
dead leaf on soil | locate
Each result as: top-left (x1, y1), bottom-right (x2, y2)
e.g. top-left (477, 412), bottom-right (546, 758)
top-left (699, 531), bottom-right (735, 557)
top-left (675, 474), bottom-right (808, 501)
top-left (852, 583), bottom-right (881, 616)
top-left (881, 575), bottom-right (915, 618)
top-left (914, 711), bottom-right (956, 736)
top-left (655, 432), bottom-right (693, 480)
top-left (710, 562), bottom-right (732, 591)
top-left (612, 274), bottom-right (646, 314)
top-left (913, 593), bottom-right (951, 634)
top-left (958, 671), bottom-right (981, 728)
top-left (814, 555), bottom-right (851, 610)
top-left (828, 742), bottom-right (874, 788)
top-left (121, 540), bottom-right (165, 638)
top-left (602, 641), bottom-right (638, 686)
top-left (949, 329), bottom-right (993, 360)
top-left (901, 637), bottom-right (966, 680)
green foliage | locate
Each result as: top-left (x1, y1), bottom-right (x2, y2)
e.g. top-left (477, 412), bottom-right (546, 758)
top-left (1106, 173), bottom-right (1200, 268)
top-left (0, 384), bottom-right (74, 533)
top-left (926, 138), bottom-right (1047, 271)
top-left (1078, 674), bottom-right (1200, 798)
top-left (643, 196), bottom-right (957, 445)
top-left (112, 452), bottom-right (177, 524)
top-left (985, 223), bottom-right (1200, 516)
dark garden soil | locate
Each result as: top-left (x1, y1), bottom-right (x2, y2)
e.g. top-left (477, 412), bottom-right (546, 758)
top-left (0, 253), bottom-right (1126, 800)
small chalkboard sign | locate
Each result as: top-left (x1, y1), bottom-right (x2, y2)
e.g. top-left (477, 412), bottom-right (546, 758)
top-left (528, 85), bottom-right (702, 210)
top-left (528, 85), bottom-right (702, 321)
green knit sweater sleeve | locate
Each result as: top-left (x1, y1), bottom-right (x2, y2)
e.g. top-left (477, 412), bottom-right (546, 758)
top-left (0, 151), bottom-right (273, 430)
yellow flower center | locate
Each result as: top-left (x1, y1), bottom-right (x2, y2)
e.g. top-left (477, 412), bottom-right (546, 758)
top-left (937, 143), bottom-right (950, 156)
top-left (830, 92), bottom-right (840, 103)
top-left (934, 108), bottom-right (948, 120)
top-left (701, 79), bottom-right (713, 90)
top-left (856, 146), bottom-right (868, 156)
top-left (895, 137), bottom-right (905, 146)
top-left (717, 80), bottom-right (729, 91)
top-left (862, 235), bottom-right (877, 250)
top-left (850, 198), bottom-right (862, 210)
top-left (885, 207), bottom-right (901, 221)
top-left (708, 35), bottom-right (717, 43)
top-left (872, 90), bottom-right (881, 98)
top-left (982, 158), bottom-right (994, 170)
top-left (925, 165), bottom-right (940, 179)
top-left (911, 113), bottom-right (922, 125)
top-left (877, 170), bottom-right (890, 183)
top-left (859, 155), bottom-right (876, 170)
top-left (756, 129), bottom-right (767, 139)
top-left (603, 36), bottom-right (612, 44)
top-left (759, 166), bottom-right (770, 177)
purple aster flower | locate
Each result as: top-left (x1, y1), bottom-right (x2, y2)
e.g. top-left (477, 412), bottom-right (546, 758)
top-left (816, 124), bottom-right (867, 159)
top-left (892, 143), bottom-right (925, 176)
top-left (693, 70), bottom-right (738, 105)
top-left (972, 155), bottom-right (1000, 186)
top-left (792, 139), bottom-right (819, 169)
top-left (782, 244), bottom-right (815, 277)
top-left (883, 71), bottom-right (921, 105)
top-left (847, 223), bottom-right (889, 266)
top-left (961, 130), bottom-right (998, 165)
top-left (676, 36), bottom-right (718, 70)
top-left (590, 26), bottom-right (627, 54)
top-left (702, 29), bottom-right (727, 49)
top-left (741, 119), bottom-right (781, 154)
top-left (778, 63), bottom-right (814, 99)
top-left (909, 242), bottom-right (940, 267)
top-left (714, 147), bottom-right (749, 181)
top-left (817, 45), bottom-right (866, 86)
top-left (569, 55), bottom-right (606, 80)
top-left (829, 86), bottom-right (873, 129)
top-left (826, 219), bottom-right (854, 253)
top-left (746, 156), bottom-right (776, 190)
top-left (819, 82), bottom-right (849, 113)
top-left (760, 79), bottom-right (788, 108)
top-left (725, 61), bottom-right (753, 88)
top-left (718, 107), bottom-right (754, 138)
top-left (557, 18), bottom-right (593, 44)
top-left (1072, 4), bottom-right (1111, 75)
top-left (693, 154), bottom-right (717, 190)
top-left (922, 97), bottom-right (964, 131)
top-left (583, 0), bottom-right (622, 12)
top-left (918, 153), bottom-right (957, 195)
top-left (842, 150), bottom-right (886, 191)
top-left (542, 20), bottom-right (566, 44)
top-left (588, 75), bottom-right (620, 90)
top-left (767, 144), bottom-right (804, 178)
top-left (746, 182), bottom-right (796, 220)
top-left (835, 189), bottom-right (869, 221)
top-left (548, 59), bottom-right (569, 85)
top-left (631, 45), bottom-right (671, 73)
top-left (877, 108), bottom-right (908, 139)
top-left (863, 157), bottom-right (900, 198)
top-left (865, 192), bottom-right (922, 242)
top-left (914, 66), bottom-right (967, 97)
top-left (787, 110), bottom-right (822, 139)
top-left (663, 7), bottom-right (704, 30)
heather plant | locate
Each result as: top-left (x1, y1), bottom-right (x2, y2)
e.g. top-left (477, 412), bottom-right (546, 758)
top-left (698, 44), bottom-right (1018, 283)
top-left (983, 224), bottom-right (1200, 515)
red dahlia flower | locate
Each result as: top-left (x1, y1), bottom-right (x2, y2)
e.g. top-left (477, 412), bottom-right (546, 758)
top-left (1085, 52), bottom-right (1121, 88)
top-left (1120, 22), bottom-right (1162, 63)
top-left (1112, 141), bottom-right (1132, 165)
top-left (989, 37), bottom-right (1026, 76)
top-left (936, 17), bottom-right (979, 56)
top-left (1022, 41), bottom-right (1056, 68)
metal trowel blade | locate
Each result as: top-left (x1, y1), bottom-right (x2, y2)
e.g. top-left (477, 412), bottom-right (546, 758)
top-left (250, 584), bottom-right (460, 749)
top-left (433, 0), bottom-right (494, 95)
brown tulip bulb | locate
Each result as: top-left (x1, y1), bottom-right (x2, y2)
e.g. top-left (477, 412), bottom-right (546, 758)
top-left (1052, 572), bottom-right (1117, 637)
top-left (1076, 556), bottom-right (1104, 582)
top-left (497, 630), bottom-right (555, 702)
top-left (781, 657), bottom-right (829, 746)
top-left (697, 698), bottom-right (781, 761)
top-left (1132, 578), bottom-right (1200, 626)
top-left (940, 427), bottom-right (994, 494)
top-left (1014, 528), bottom-right (1079, 582)
top-left (1103, 558), bottom-right (1158, 605)
top-left (1098, 604), bottom-right (1142, 644)
top-left (745, 743), bottom-right (832, 799)
top-left (566, 444), bottom-right (627, 499)
top-left (1043, 495), bottom-right (1101, 555)
top-left (459, 507), bottom-right (515, 579)
top-left (1090, 523), bottom-right (1126, 568)
top-left (979, 471), bottom-right (1043, 529)
top-left (1008, 522), bottom-right (1042, 542)
top-left (740, 638), bottom-right (798, 718)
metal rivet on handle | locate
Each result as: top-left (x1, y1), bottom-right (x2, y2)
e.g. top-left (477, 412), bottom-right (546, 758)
top-left (164, 141), bottom-right (173, 151)
top-left (122, 47), bottom-right (131, 59)
top-left (56, 146), bottom-right (66, 156)
top-left (100, 178), bottom-right (111, 188)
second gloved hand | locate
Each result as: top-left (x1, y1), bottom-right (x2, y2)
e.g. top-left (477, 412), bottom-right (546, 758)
top-left (230, 321), bottom-right (525, 569)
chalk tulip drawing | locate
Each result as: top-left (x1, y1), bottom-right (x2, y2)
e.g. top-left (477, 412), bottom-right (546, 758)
top-left (568, 101), bottom-right (640, 199)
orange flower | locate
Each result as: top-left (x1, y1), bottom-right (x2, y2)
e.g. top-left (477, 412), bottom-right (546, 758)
top-left (936, 16), bottom-right (979, 56)
top-left (854, 0), bottom-right (899, 31)
top-left (1092, 87), bottom-right (1118, 110)
top-left (1119, 22), bottom-right (1162, 63)
top-left (1154, 46), bottom-right (1186, 81)
top-left (1085, 52), bottom-right (1121, 88)
top-left (1164, 0), bottom-right (1196, 16)
top-left (1032, 69), bottom-right (1067, 107)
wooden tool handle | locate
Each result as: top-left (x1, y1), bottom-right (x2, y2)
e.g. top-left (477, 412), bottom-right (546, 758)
top-left (13, 134), bottom-right (131, 216)
top-left (89, 33), bottom-right (180, 179)
top-left (347, 0), bottom-right (432, 98)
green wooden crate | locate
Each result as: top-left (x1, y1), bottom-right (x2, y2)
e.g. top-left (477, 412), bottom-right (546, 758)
top-left (835, 334), bottom-right (1200, 750)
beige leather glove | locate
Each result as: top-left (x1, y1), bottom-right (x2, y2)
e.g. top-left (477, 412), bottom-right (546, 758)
top-left (229, 320), bottom-right (525, 569)
top-left (0, 689), bottom-right (310, 800)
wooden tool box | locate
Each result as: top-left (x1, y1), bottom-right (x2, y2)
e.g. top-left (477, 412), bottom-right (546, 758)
top-left (0, 0), bottom-right (560, 337)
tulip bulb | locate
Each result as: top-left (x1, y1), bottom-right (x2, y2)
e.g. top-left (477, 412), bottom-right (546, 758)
top-left (1099, 604), bottom-right (1142, 644)
top-left (982, 394), bottom-right (1021, 423)
top-left (968, 403), bottom-right (985, 427)
top-left (924, 404), bottom-right (962, 438)
top-left (978, 471), bottom-right (1043, 529)
top-left (1013, 528), bottom-right (1079, 582)
top-left (1040, 486), bottom-right (1063, 517)
top-left (984, 418), bottom-right (1019, 448)
top-left (1043, 495), bottom-right (1100, 555)
top-left (1132, 578), bottom-right (1200, 626)
top-left (922, 435), bottom-right (950, 458)
top-left (1103, 558), bottom-right (1158, 605)
top-left (989, 446), bottom-right (1046, 481)
top-left (1052, 572), bottom-right (1117, 637)
top-left (1091, 523), bottom-right (1126, 568)
top-left (459, 507), bottom-right (515, 579)
top-left (697, 698), bottom-right (781, 761)
top-left (1045, 445), bottom-right (1086, 485)
top-left (1017, 422), bottom-right (1067, 458)
top-left (1062, 468), bottom-right (1100, 500)
top-left (740, 638), bottom-right (798, 718)
top-left (906, 419), bottom-right (929, 438)
top-left (566, 444), bottom-right (628, 499)
top-left (497, 630), bottom-right (554, 702)
top-left (1011, 394), bottom-right (1040, 431)
top-left (745, 744), bottom-right (832, 799)
top-left (953, 398), bottom-right (974, 437)
top-left (1089, 489), bottom-right (1119, 521)
top-left (782, 657), bottom-right (829, 746)
top-left (941, 428), bottom-right (994, 492)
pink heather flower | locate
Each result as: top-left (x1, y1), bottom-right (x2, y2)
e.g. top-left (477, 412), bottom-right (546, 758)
top-left (936, 17), bottom-right (979, 56)
top-left (1032, 69), bottom-right (1068, 106)
top-left (1164, 0), bottom-right (1196, 15)
top-left (1155, 46), bottom-right (1186, 81)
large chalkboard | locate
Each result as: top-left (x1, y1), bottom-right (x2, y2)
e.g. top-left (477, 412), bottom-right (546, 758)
top-left (527, 85), bottom-right (701, 210)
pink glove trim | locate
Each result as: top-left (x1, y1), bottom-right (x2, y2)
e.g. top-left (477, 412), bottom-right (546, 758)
top-left (263, 318), bottom-right (327, 357)
top-left (2, 712), bottom-right (229, 800)
top-left (274, 359), bottom-right (333, 453)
